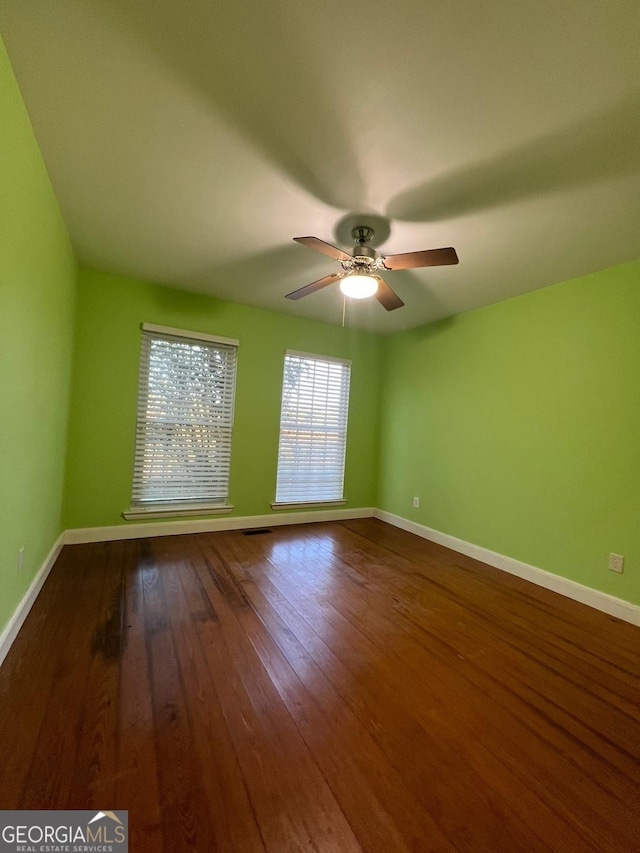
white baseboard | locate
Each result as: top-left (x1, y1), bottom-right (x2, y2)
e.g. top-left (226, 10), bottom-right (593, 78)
top-left (0, 533), bottom-right (65, 668)
top-left (64, 506), bottom-right (376, 545)
top-left (375, 510), bottom-right (640, 627)
top-left (4, 509), bottom-right (636, 672)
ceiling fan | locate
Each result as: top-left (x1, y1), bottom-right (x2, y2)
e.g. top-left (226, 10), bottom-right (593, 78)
top-left (286, 226), bottom-right (459, 311)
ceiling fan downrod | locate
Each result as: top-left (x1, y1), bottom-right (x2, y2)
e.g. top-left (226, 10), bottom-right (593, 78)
top-left (350, 226), bottom-right (377, 262)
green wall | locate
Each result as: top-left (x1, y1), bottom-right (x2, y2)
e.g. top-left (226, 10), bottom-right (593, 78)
top-left (378, 261), bottom-right (640, 605)
top-left (0, 39), bottom-right (76, 634)
top-left (63, 269), bottom-right (382, 528)
top-left (2, 27), bottom-right (637, 637)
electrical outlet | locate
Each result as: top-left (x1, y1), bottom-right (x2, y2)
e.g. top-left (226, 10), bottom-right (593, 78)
top-left (413, 496), bottom-right (420, 509)
top-left (17, 547), bottom-right (24, 573)
top-left (609, 553), bottom-right (624, 574)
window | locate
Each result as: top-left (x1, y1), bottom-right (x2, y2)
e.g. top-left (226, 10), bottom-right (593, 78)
top-left (128, 323), bottom-right (237, 516)
top-left (274, 350), bottom-right (351, 506)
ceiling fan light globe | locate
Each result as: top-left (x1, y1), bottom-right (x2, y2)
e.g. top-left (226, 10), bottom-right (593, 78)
top-left (339, 273), bottom-right (379, 299)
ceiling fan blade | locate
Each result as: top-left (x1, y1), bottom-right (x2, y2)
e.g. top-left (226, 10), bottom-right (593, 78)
top-left (285, 273), bottom-right (343, 301)
top-left (375, 277), bottom-right (405, 311)
top-left (293, 236), bottom-right (352, 262)
top-left (381, 246), bottom-right (459, 271)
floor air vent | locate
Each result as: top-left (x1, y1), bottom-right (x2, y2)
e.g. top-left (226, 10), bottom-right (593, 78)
top-left (242, 528), bottom-right (273, 536)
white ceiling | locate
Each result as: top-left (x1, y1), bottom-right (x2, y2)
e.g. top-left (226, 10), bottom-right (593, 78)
top-left (2, 0), bottom-right (639, 333)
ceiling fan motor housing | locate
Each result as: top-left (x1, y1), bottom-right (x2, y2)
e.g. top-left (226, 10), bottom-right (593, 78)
top-left (352, 244), bottom-right (376, 260)
top-left (344, 225), bottom-right (378, 270)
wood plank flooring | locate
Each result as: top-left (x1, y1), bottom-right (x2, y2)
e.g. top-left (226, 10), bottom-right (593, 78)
top-left (0, 519), bottom-right (639, 851)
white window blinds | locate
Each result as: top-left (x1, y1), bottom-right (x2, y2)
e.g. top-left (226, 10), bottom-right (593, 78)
top-left (132, 325), bottom-right (237, 507)
top-left (275, 350), bottom-right (351, 504)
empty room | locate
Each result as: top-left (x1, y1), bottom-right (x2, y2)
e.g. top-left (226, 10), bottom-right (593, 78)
top-left (0, 1), bottom-right (639, 850)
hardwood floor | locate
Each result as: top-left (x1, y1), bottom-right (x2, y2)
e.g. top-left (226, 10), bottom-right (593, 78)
top-left (0, 519), bottom-right (639, 851)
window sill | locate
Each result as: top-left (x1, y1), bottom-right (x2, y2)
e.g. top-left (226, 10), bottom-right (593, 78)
top-left (123, 504), bottom-right (234, 520)
top-left (271, 499), bottom-right (347, 511)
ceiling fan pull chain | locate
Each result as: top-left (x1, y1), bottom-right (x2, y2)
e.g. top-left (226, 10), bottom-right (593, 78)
top-left (342, 294), bottom-right (347, 328)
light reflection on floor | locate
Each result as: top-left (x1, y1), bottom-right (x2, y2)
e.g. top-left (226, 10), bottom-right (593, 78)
top-left (268, 534), bottom-right (337, 583)
top-left (266, 533), bottom-right (340, 659)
